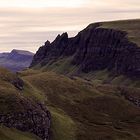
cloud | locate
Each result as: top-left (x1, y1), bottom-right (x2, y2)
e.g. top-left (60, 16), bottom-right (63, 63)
top-left (0, 0), bottom-right (139, 52)
top-left (0, 0), bottom-right (90, 8)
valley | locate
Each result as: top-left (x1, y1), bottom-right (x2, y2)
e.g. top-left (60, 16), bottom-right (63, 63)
top-left (0, 19), bottom-right (139, 140)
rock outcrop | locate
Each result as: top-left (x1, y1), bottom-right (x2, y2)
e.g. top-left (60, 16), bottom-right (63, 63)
top-left (11, 77), bottom-right (24, 90)
top-left (0, 68), bottom-right (24, 90)
top-left (119, 87), bottom-right (140, 107)
top-left (0, 98), bottom-right (51, 140)
top-left (31, 23), bottom-right (140, 78)
top-left (0, 68), bottom-right (51, 140)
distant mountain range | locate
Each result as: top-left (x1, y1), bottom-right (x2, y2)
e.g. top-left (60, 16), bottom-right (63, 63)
top-left (0, 49), bottom-right (34, 72)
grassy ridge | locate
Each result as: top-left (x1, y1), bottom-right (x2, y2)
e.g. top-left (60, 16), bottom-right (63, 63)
top-left (21, 69), bottom-right (140, 140)
top-left (0, 66), bottom-right (140, 140)
top-left (100, 19), bottom-right (140, 47)
top-left (0, 68), bottom-right (41, 140)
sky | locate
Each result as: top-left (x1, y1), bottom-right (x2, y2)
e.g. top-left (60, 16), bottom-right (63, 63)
top-left (0, 0), bottom-right (139, 52)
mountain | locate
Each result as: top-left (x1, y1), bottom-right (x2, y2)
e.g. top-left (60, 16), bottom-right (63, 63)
top-left (0, 49), bottom-right (34, 72)
top-left (28, 19), bottom-right (140, 139)
top-left (31, 19), bottom-right (140, 80)
top-left (0, 19), bottom-right (139, 140)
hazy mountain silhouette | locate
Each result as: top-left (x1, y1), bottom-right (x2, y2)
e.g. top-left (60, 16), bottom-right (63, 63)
top-left (0, 49), bottom-right (34, 72)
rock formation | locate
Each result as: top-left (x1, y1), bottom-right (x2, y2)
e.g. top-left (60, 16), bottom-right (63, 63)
top-left (31, 23), bottom-right (140, 78)
top-left (0, 98), bottom-right (51, 140)
top-left (0, 68), bottom-right (51, 140)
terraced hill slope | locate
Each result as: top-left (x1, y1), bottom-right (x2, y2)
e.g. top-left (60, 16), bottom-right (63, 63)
top-left (0, 66), bottom-right (140, 140)
top-left (20, 69), bottom-right (140, 140)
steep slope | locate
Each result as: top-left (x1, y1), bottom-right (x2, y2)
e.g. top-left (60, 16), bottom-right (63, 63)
top-left (31, 19), bottom-right (140, 78)
top-left (0, 126), bottom-right (42, 140)
top-left (20, 69), bottom-right (140, 140)
top-left (0, 49), bottom-right (34, 72)
top-left (0, 19), bottom-right (139, 140)
top-left (27, 19), bottom-right (140, 139)
top-left (0, 68), bottom-right (50, 140)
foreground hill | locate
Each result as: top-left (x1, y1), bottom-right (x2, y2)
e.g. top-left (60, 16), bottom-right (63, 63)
top-left (20, 69), bottom-right (140, 140)
top-left (0, 67), bottom-right (139, 140)
top-left (0, 49), bottom-right (34, 72)
top-left (0, 68), bottom-right (50, 140)
top-left (31, 19), bottom-right (140, 79)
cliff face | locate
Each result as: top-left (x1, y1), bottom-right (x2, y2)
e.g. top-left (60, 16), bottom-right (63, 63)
top-left (31, 23), bottom-right (140, 78)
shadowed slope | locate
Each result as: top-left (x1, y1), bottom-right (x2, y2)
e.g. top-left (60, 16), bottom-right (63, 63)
top-left (21, 69), bottom-right (140, 140)
top-left (30, 19), bottom-right (140, 78)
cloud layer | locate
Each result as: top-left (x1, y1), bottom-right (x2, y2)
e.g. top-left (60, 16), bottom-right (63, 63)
top-left (0, 0), bottom-right (139, 52)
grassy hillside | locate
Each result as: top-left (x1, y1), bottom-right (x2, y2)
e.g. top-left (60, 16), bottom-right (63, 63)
top-left (32, 19), bottom-right (140, 83)
top-left (36, 61), bottom-right (140, 88)
top-left (0, 68), bottom-right (44, 140)
top-left (20, 69), bottom-right (140, 140)
top-left (0, 126), bottom-right (41, 140)
top-left (0, 19), bottom-right (140, 140)
top-left (0, 66), bottom-right (140, 140)
top-left (100, 19), bottom-right (140, 47)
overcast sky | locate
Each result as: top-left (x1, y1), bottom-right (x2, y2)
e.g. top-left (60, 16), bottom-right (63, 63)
top-left (0, 0), bottom-right (139, 52)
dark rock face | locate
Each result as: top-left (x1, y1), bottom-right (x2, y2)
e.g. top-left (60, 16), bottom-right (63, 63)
top-left (31, 33), bottom-right (69, 67)
top-left (119, 87), bottom-right (140, 107)
top-left (31, 23), bottom-right (140, 78)
top-left (11, 77), bottom-right (24, 90)
top-left (0, 98), bottom-right (51, 140)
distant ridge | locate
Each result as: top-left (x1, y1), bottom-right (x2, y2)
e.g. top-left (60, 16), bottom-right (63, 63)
top-left (10, 49), bottom-right (34, 56)
top-left (0, 49), bottom-right (34, 72)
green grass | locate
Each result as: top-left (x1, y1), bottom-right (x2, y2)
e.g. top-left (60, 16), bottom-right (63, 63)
top-left (20, 69), bottom-right (140, 140)
top-left (0, 126), bottom-right (41, 140)
top-left (30, 20), bottom-right (140, 85)
top-left (41, 56), bottom-right (78, 75)
top-left (49, 107), bottom-right (76, 140)
top-left (0, 68), bottom-right (47, 139)
top-left (100, 19), bottom-right (140, 47)
top-left (21, 79), bottom-right (46, 102)
top-left (0, 19), bottom-right (140, 140)
top-left (0, 67), bottom-right (140, 139)
top-left (19, 19), bottom-right (140, 140)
